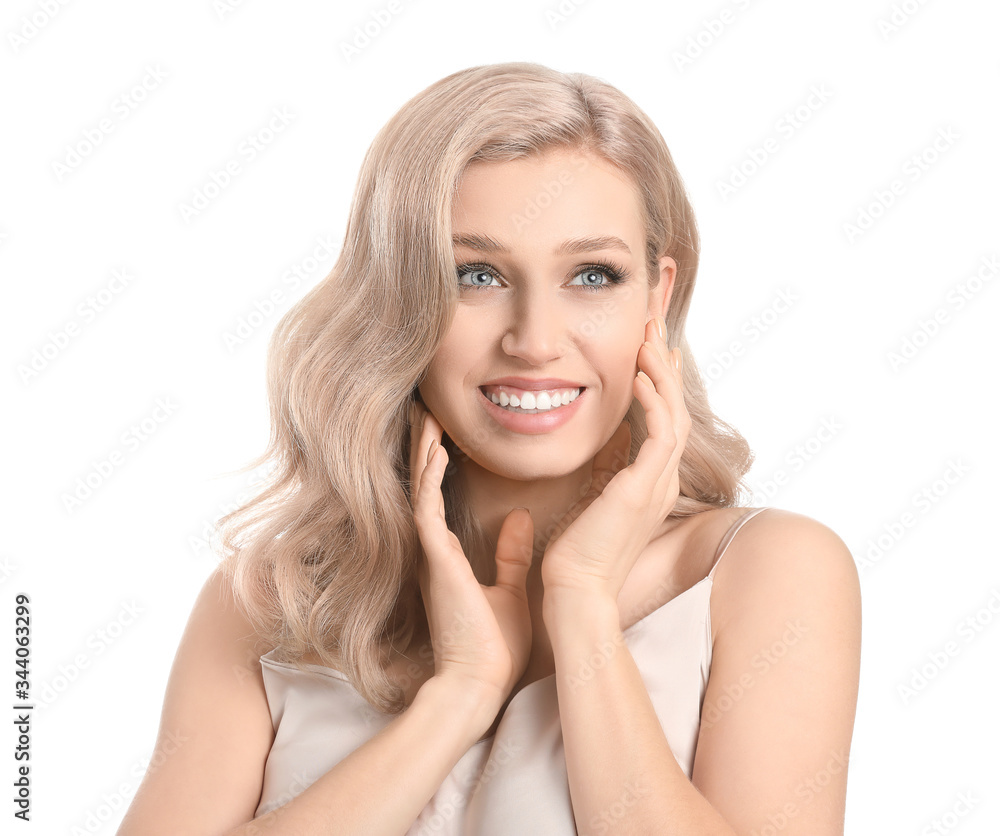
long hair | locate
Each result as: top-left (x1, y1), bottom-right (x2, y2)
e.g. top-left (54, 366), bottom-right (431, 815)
top-left (215, 61), bottom-right (754, 714)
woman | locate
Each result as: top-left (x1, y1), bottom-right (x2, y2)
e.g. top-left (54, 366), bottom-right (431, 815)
top-left (118, 62), bottom-right (861, 835)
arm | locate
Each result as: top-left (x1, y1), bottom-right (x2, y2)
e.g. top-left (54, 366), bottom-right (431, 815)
top-left (117, 566), bottom-right (498, 836)
top-left (691, 511), bottom-right (861, 834)
top-left (229, 675), bottom-right (493, 836)
top-left (542, 510), bottom-right (862, 835)
top-left (543, 594), bottom-right (737, 834)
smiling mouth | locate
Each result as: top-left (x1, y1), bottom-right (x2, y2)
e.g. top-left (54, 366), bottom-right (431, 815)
top-left (479, 385), bottom-right (586, 414)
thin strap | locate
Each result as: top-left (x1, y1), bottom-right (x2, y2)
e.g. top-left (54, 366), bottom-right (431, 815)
top-left (707, 507), bottom-right (770, 581)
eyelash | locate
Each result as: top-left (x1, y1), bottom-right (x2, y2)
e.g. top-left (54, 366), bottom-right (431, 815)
top-left (455, 260), bottom-right (632, 293)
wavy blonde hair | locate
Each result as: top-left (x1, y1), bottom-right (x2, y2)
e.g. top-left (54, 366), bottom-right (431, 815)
top-left (216, 61), bottom-right (754, 714)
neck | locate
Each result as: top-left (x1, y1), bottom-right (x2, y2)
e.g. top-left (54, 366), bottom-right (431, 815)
top-left (451, 447), bottom-right (596, 570)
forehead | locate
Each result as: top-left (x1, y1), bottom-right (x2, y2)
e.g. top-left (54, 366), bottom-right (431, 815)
top-left (452, 148), bottom-right (645, 249)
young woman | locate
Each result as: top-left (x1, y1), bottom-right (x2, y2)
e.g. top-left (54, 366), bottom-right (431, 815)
top-left (118, 62), bottom-right (861, 835)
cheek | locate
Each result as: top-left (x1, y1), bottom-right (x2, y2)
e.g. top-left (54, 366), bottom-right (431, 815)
top-left (585, 320), bottom-right (642, 374)
top-left (420, 329), bottom-right (482, 405)
top-left (586, 325), bottom-right (644, 401)
top-left (617, 339), bottom-right (642, 370)
top-left (611, 348), bottom-right (643, 395)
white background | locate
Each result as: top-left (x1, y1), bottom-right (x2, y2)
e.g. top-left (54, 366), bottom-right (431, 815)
top-left (4, 0), bottom-right (998, 833)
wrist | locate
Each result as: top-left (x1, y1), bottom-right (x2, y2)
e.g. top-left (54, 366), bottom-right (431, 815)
top-left (543, 592), bottom-right (626, 685)
top-left (540, 549), bottom-right (621, 609)
top-left (416, 674), bottom-right (501, 742)
top-left (542, 587), bottom-right (620, 633)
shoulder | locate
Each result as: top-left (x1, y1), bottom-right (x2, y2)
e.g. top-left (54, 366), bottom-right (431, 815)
top-left (166, 565), bottom-right (276, 703)
top-left (200, 564), bottom-right (275, 664)
top-left (692, 508), bottom-right (862, 828)
top-left (710, 507), bottom-right (861, 645)
top-left (117, 565), bottom-right (276, 833)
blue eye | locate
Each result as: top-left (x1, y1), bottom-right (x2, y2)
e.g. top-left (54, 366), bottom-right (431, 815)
top-left (569, 268), bottom-right (616, 290)
top-left (456, 267), bottom-right (502, 289)
top-left (455, 261), bottom-right (630, 293)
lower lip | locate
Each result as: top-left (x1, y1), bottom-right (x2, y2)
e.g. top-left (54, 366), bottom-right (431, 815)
top-left (478, 387), bottom-right (586, 435)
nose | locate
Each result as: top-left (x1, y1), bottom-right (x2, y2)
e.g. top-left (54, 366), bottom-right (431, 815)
top-left (500, 288), bottom-right (571, 364)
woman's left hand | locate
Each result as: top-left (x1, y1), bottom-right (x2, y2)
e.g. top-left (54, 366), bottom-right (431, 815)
top-left (540, 316), bottom-right (690, 602)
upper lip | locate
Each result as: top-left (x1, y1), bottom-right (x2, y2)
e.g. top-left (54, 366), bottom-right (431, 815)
top-left (480, 377), bottom-right (586, 390)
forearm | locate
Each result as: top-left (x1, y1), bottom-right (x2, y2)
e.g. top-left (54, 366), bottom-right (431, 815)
top-left (227, 676), bottom-right (495, 836)
top-left (543, 591), bottom-right (737, 836)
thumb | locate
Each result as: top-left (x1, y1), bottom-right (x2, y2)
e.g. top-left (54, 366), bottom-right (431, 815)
top-left (493, 507), bottom-right (534, 597)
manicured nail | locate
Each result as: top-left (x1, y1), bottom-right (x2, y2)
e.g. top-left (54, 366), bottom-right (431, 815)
top-left (655, 316), bottom-right (665, 341)
top-left (426, 440), bottom-right (438, 465)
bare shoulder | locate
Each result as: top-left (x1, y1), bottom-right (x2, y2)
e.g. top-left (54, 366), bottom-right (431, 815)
top-left (198, 564), bottom-right (276, 667)
top-left (692, 508), bottom-right (862, 832)
top-left (117, 565), bottom-right (276, 835)
top-left (160, 564), bottom-right (275, 688)
top-left (709, 507), bottom-right (861, 640)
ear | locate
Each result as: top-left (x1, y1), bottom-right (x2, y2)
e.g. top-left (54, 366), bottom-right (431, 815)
top-left (647, 255), bottom-right (677, 321)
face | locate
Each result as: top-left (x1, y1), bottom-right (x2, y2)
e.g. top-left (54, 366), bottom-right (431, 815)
top-left (418, 146), bottom-right (675, 480)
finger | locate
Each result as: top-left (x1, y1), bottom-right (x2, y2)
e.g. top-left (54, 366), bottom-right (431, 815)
top-left (409, 401), bottom-right (440, 502)
top-left (632, 345), bottom-right (675, 450)
top-left (408, 399), bottom-right (425, 497)
top-left (409, 404), bottom-right (437, 598)
top-left (653, 348), bottom-right (689, 447)
top-left (416, 540), bottom-right (432, 616)
top-left (640, 339), bottom-right (685, 415)
top-left (646, 316), bottom-right (671, 368)
top-left (413, 436), bottom-right (462, 569)
top-left (632, 387), bottom-right (685, 495)
top-left (414, 442), bottom-right (445, 611)
top-left (493, 508), bottom-right (534, 597)
top-left (632, 345), bottom-right (687, 483)
top-left (421, 412), bottom-right (447, 517)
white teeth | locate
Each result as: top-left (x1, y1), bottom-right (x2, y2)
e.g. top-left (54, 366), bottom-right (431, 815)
top-left (485, 387), bottom-right (581, 414)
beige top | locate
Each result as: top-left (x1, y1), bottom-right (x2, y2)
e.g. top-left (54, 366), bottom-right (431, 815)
top-left (254, 506), bottom-right (769, 832)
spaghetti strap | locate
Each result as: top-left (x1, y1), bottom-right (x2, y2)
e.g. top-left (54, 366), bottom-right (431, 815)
top-left (707, 507), bottom-right (770, 581)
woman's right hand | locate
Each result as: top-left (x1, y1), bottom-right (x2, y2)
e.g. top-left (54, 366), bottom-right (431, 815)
top-left (408, 399), bottom-right (534, 718)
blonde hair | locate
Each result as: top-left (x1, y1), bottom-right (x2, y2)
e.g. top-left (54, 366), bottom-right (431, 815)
top-left (216, 61), bottom-right (754, 714)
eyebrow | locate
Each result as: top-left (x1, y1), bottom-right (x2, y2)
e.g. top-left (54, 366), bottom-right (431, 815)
top-left (452, 233), bottom-right (632, 256)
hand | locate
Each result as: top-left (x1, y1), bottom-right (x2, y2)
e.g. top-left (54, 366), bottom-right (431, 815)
top-left (540, 316), bottom-right (690, 601)
top-left (408, 399), bottom-right (535, 712)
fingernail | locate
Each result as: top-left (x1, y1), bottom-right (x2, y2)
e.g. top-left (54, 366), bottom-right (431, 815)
top-left (655, 316), bottom-right (665, 341)
top-left (673, 349), bottom-right (682, 373)
top-left (426, 440), bottom-right (438, 465)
